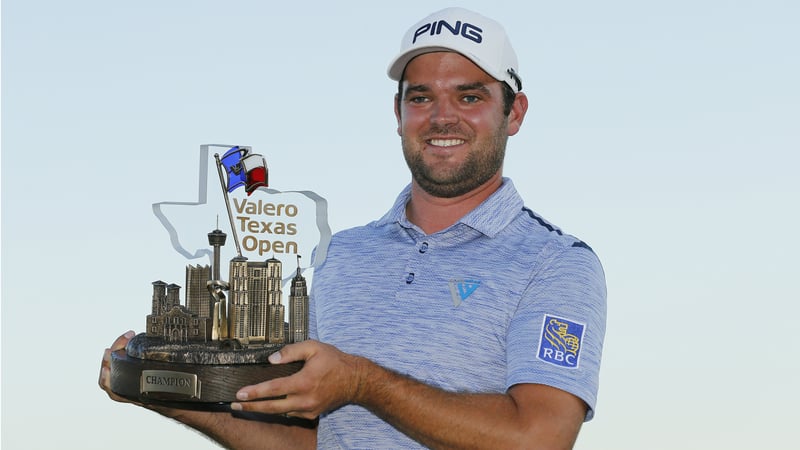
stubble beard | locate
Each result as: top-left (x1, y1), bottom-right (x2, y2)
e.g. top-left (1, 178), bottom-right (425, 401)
top-left (402, 122), bottom-right (508, 198)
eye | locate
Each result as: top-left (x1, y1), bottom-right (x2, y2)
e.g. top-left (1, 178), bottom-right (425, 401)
top-left (462, 95), bottom-right (481, 104)
top-left (408, 96), bottom-right (429, 104)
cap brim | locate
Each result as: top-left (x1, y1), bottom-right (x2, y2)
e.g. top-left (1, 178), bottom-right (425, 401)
top-left (387, 46), bottom-right (460, 81)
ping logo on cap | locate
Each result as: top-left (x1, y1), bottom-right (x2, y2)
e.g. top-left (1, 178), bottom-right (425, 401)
top-left (537, 315), bottom-right (585, 368)
top-left (412, 20), bottom-right (483, 44)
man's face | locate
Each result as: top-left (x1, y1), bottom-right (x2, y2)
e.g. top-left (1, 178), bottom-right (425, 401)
top-left (395, 52), bottom-right (524, 199)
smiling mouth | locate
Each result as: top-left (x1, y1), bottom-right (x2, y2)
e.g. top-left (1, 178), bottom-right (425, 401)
top-left (427, 138), bottom-right (466, 147)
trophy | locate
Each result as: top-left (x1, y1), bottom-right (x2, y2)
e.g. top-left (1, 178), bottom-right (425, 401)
top-left (109, 144), bottom-right (330, 412)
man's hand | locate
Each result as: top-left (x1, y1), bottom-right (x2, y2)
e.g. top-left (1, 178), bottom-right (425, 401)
top-left (231, 340), bottom-right (366, 420)
top-left (98, 330), bottom-right (138, 404)
top-left (98, 331), bottom-right (186, 417)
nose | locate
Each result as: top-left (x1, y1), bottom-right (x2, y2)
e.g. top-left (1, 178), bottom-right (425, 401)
top-left (430, 98), bottom-right (459, 126)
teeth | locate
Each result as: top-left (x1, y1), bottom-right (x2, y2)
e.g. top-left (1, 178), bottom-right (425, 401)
top-left (429, 139), bottom-right (465, 147)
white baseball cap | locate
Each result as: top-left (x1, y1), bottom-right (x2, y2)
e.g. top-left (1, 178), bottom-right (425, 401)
top-left (387, 7), bottom-right (522, 93)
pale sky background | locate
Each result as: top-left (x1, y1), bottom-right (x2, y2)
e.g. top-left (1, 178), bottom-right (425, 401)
top-left (2, 1), bottom-right (799, 449)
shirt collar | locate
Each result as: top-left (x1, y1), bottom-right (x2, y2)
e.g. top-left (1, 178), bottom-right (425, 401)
top-left (375, 178), bottom-right (524, 238)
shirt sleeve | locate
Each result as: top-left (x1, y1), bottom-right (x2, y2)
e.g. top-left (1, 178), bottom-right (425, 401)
top-left (505, 241), bottom-right (607, 420)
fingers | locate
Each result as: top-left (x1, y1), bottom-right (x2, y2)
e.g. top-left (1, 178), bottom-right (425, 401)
top-left (267, 340), bottom-right (315, 365)
top-left (232, 341), bottom-right (321, 418)
top-left (236, 371), bottom-right (300, 401)
top-left (99, 330), bottom-right (136, 403)
top-left (111, 330), bottom-right (136, 352)
top-left (232, 374), bottom-right (313, 418)
top-left (239, 340), bottom-right (320, 402)
top-left (231, 390), bottom-right (318, 420)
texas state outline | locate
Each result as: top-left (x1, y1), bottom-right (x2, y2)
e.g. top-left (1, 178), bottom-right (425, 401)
top-left (151, 144), bottom-right (331, 279)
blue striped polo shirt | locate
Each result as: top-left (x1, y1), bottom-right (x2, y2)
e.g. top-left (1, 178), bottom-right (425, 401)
top-left (310, 178), bottom-right (607, 449)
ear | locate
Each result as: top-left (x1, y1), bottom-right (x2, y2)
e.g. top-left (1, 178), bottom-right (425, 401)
top-left (394, 93), bottom-right (402, 136)
top-left (506, 92), bottom-right (528, 136)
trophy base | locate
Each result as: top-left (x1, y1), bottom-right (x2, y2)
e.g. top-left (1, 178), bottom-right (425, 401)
top-left (110, 346), bottom-right (303, 411)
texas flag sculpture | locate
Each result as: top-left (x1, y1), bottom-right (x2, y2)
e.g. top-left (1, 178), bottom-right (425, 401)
top-left (218, 146), bottom-right (268, 195)
top-left (213, 146), bottom-right (270, 257)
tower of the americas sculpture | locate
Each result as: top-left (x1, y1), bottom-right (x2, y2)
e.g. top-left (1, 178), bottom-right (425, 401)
top-left (208, 228), bottom-right (227, 281)
top-left (208, 228), bottom-right (228, 340)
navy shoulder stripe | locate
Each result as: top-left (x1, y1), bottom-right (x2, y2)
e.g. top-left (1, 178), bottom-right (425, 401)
top-left (523, 207), bottom-right (596, 254)
top-left (522, 207), bottom-right (563, 235)
top-left (572, 240), bottom-right (595, 254)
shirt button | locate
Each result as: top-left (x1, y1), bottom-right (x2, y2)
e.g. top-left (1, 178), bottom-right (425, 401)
top-left (419, 242), bottom-right (429, 253)
top-left (405, 273), bottom-right (415, 284)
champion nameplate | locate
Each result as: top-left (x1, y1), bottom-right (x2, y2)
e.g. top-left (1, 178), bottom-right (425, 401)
top-left (140, 370), bottom-right (200, 399)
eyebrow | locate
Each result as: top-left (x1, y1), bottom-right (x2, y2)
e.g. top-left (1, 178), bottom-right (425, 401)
top-left (456, 82), bottom-right (493, 96)
top-left (403, 84), bottom-right (431, 98)
top-left (402, 82), bottom-right (494, 99)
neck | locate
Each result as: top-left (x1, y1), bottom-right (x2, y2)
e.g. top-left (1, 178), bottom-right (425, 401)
top-left (406, 174), bottom-right (503, 234)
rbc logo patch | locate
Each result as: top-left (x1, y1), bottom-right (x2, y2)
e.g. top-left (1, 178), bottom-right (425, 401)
top-left (537, 315), bottom-right (585, 369)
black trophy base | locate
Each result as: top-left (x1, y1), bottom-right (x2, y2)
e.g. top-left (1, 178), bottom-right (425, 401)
top-left (109, 336), bottom-right (303, 412)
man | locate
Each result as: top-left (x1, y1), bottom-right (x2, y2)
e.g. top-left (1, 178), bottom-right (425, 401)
top-left (100, 7), bottom-right (606, 449)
